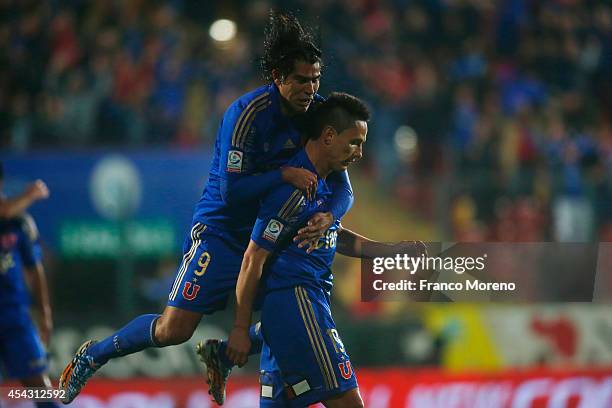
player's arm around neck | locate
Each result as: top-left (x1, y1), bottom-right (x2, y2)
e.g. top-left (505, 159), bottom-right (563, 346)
top-left (227, 240), bottom-right (271, 366)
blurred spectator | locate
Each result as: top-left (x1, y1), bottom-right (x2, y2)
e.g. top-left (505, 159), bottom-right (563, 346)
top-left (1, 0), bottom-right (611, 241)
top-left (58, 70), bottom-right (99, 146)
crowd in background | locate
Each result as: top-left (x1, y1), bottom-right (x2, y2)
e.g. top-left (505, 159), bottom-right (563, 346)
top-left (2, 0), bottom-right (612, 241)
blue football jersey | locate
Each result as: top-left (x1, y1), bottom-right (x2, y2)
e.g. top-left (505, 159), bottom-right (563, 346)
top-left (193, 83), bottom-right (316, 236)
top-left (251, 149), bottom-right (340, 293)
top-left (0, 214), bottom-right (42, 308)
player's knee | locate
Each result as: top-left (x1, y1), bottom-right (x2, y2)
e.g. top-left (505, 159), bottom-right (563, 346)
top-left (154, 317), bottom-right (195, 346)
top-left (342, 394), bottom-right (364, 408)
top-left (154, 307), bottom-right (201, 346)
top-left (324, 388), bottom-right (364, 408)
top-left (20, 374), bottom-right (50, 388)
top-left (352, 399), bottom-right (365, 408)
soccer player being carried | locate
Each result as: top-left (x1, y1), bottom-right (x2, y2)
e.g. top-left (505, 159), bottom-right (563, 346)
top-left (225, 93), bottom-right (376, 407)
top-left (59, 11), bottom-right (356, 405)
top-left (0, 163), bottom-right (59, 408)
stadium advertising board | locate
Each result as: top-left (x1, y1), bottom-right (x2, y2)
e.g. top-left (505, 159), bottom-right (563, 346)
top-left (3, 369), bottom-right (607, 408)
top-left (0, 150), bottom-right (212, 257)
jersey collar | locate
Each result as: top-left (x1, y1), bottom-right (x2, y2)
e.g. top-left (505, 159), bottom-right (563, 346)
top-left (297, 148), bottom-right (330, 190)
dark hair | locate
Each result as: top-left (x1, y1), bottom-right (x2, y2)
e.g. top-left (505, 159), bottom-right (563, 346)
top-left (0, 162), bottom-right (3, 181)
top-left (308, 92), bottom-right (371, 139)
top-left (261, 10), bottom-right (322, 81)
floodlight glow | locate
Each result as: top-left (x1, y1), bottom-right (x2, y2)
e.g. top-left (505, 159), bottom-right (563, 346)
top-left (209, 19), bottom-right (237, 42)
top-left (394, 126), bottom-right (417, 152)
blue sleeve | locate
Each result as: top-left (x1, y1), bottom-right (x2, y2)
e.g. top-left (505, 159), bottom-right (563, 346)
top-left (251, 185), bottom-right (303, 253)
top-left (219, 170), bottom-right (283, 204)
top-left (18, 215), bottom-right (42, 268)
top-left (326, 170), bottom-right (354, 221)
top-left (217, 100), bottom-right (284, 204)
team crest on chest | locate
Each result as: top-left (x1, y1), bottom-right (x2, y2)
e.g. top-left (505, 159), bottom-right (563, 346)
top-left (283, 139), bottom-right (296, 149)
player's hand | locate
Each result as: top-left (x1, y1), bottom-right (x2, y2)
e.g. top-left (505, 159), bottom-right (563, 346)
top-left (393, 241), bottom-right (430, 278)
top-left (294, 212), bottom-right (334, 254)
top-left (281, 167), bottom-right (317, 201)
top-left (393, 240), bottom-right (428, 257)
top-left (26, 180), bottom-right (50, 202)
top-left (226, 326), bottom-right (251, 367)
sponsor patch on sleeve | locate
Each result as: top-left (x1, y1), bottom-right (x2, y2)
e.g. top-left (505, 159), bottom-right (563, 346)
top-left (227, 150), bottom-right (244, 173)
top-left (263, 219), bottom-right (284, 243)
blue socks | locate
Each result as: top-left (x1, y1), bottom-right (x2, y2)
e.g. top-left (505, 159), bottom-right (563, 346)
top-left (218, 322), bottom-right (263, 367)
top-left (87, 314), bottom-right (160, 366)
top-left (84, 315), bottom-right (263, 370)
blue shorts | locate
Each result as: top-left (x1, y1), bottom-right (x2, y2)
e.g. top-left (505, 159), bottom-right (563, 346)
top-left (259, 285), bottom-right (358, 407)
top-left (167, 223), bottom-right (249, 314)
top-left (0, 307), bottom-right (47, 379)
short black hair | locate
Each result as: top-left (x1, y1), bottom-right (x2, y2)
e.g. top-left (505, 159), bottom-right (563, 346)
top-left (308, 92), bottom-right (371, 140)
top-left (261, 10), bottom-right (322, 81)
